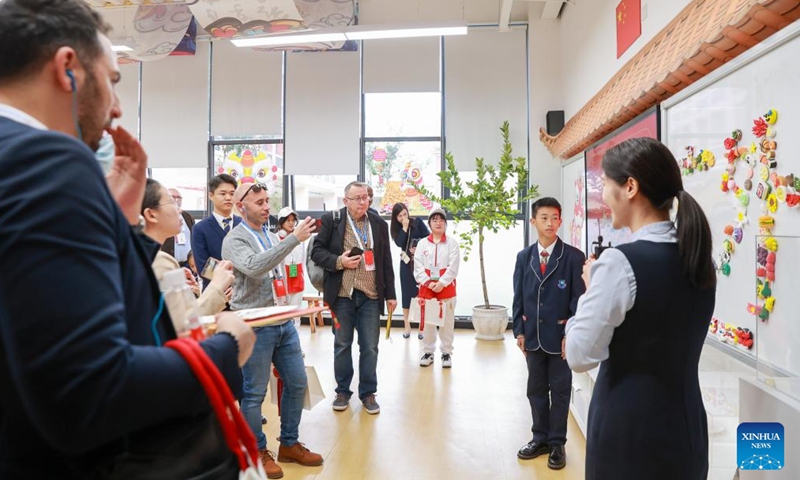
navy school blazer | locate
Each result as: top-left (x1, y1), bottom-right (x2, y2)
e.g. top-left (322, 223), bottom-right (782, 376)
top-left (191, 214), bottom-right (242, 288)
top-left (512, 238), bottom-right (586, 354)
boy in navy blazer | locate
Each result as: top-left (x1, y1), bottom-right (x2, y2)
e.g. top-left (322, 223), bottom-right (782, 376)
top-left (192, 174), bottom-right (240, 289)
top-left (513, 197), bottom-right (586, 470)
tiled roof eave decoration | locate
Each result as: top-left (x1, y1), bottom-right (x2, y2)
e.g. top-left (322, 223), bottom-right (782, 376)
top-left (540, 0), bottom-right (800, 159)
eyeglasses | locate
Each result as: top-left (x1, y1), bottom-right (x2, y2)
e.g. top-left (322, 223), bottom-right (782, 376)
top-left (346, 195), bottom-right (371, 203)
top-left (240, 182), bottom-right (267, 202)
top-left (154, 198), bottom-right (178, 208)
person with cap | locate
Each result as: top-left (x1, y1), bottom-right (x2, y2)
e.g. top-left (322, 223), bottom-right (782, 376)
top-left (413, 207), bottom-right (460, 368)
top-left (277, 206), bottom-right (307, 318)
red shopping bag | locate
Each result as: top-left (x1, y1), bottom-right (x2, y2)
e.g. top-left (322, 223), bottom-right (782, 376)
top-left (285, 263), bottom-right (305, 294)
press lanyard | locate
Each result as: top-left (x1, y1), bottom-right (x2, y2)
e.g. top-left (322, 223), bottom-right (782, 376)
top-left (242, 223), bottom-right (281, 278)
top-left (347, 213), bottom-right (373, 250)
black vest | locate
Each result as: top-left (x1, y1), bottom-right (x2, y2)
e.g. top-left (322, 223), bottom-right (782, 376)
top-left (586, 241), bottom-right (715, 480)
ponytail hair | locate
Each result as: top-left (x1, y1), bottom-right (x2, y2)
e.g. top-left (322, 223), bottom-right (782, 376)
top-left (603, 137), bottom-right (716, 289)
top-left (676, 190), bottom-right (716, 289)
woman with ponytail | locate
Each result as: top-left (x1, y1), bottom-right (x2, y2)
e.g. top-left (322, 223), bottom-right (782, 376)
top-left (565, 137), bottom-right (715, 480)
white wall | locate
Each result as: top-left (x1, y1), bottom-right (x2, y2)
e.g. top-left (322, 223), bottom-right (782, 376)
top-left (559, 0), bottom-right (693, 118)
top-left (528, 4), bottom-right (564, 203)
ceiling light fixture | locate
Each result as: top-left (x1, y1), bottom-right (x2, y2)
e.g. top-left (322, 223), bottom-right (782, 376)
top-left (231, 32), bottom-right (347, 48)
top-left (230, 22), bottom-right (468, 48)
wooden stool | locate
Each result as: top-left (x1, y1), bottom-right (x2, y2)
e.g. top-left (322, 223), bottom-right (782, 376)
top-left (302, 295), bottom-right (327, 332)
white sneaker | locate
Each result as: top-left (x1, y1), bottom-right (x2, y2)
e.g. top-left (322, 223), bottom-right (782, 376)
top-left (441, 353), bottom-right (452, 368)
top-left (419, 353), bottom-right (434, 367)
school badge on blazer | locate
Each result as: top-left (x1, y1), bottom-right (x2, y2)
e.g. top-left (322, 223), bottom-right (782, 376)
top-left (557, 279), bottom-right (567, 289)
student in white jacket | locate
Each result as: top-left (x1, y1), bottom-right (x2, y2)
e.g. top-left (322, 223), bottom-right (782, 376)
top-left (277, 207), bottom-right (307, 319)
top-left (413, 207), bottom-right (460, 368)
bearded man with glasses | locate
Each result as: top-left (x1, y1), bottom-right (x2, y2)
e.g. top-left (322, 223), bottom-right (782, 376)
top-left (310, 181), bottom-right (397, 415)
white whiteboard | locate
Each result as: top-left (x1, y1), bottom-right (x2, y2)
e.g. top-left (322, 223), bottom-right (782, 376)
top-left (560, 154), bottom-right (587, 254)
top-left (662, 20), bottom-right (800, 376)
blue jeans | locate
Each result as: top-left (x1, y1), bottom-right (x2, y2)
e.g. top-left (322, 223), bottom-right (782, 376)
top-left (332, 290), bottom-right (380, 400)
top-left (241, 322), bottom-right (306, 450)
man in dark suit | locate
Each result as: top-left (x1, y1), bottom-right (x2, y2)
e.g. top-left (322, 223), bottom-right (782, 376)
top-left (0, 1), bottom-right (254, 477)
top-left (191, 174), bottom-right (240, 289)
top-left (311, 181), bottom-right (396, 415)
top-left (513, 197), bottom-right (586, 470)
top-left (160, 187), bottom-right (195, 262)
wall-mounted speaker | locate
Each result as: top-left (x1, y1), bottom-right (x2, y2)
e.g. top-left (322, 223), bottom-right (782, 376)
top-left (546, 110), bottom-right (565, 136)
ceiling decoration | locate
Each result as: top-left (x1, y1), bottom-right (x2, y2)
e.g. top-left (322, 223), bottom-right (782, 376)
top-left (539, 0), bottom-right (800, 159)
top-left (92, 0), bottom-right (358, 58)
top-left (252, 0), bottom-right (358, 52)
top-left (105, 4), bottom-right (195, 63)
top-left (187, 0), bottom-right (304, 39)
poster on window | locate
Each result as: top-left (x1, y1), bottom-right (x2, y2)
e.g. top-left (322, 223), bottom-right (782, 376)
top-left (365, 141), bottom-right (440, 216)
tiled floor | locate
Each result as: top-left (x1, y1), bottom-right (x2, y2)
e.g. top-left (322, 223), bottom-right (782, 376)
top-left (700, 342), bottom-right (756, 480)
top-left (257, 324), bottom-right (755, 479)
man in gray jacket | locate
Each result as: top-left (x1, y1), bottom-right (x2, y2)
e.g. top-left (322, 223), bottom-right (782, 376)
top-left (222, 182), bottom-right (319, 479)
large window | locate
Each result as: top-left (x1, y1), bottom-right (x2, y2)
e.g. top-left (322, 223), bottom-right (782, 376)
top-left (365, 141), bottom-right (441, 216)
top-left (212, 141), bottom-right (284, 214)
top-left (293, 175), bottom-right (357, 211)
top-left (149, 168), bottom-right (209, 212)
top-left (363, 92), bottom-right (442, 217)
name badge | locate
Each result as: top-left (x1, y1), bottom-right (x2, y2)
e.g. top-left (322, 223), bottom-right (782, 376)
top-left (288, 264), bottom-right (298, 278)
top-left (364, 250), bottom-right (376, 271)
top-left (400, 251), bottom-right (411, 264)
top-left (272, 278), bottom-right (288, 306)
top-left (176, 232), bottom-right (187, 245)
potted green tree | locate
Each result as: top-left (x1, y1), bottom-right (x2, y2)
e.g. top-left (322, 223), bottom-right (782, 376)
top-left (416, 121), bottom-right (538, 340)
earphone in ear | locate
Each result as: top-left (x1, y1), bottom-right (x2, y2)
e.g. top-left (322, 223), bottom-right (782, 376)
top-left (66, 69), bottom-right (76, 92)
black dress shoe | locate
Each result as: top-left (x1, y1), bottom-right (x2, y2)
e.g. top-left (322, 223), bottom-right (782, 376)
top-left (547, 444), bottom-right (566, 470)
top-left (517, 440), bottom-right (549, 460)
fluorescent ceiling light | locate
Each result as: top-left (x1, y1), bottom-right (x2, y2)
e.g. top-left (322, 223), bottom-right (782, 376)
top-left (111, 45), bottom-right (133, 52)
top-left (345, 25), bottom-right (467, 40)
top-left (232, 32), bottom-right (347, 48)
top-left (231, 22), bottom-right (468, 48)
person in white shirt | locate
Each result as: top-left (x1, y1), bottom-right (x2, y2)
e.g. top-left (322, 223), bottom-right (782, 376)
top-left (277, 206), bottom-right (307, 320)
top-left (413, 207), bottom-right (460, 368)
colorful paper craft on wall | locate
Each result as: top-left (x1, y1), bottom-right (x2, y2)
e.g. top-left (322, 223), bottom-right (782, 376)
top-left (715, 109), bottom-right (798, 324)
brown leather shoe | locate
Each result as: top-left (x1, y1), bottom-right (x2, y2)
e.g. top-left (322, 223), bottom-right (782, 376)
top-left (259, 449), bottom-right (284, 479)
top-left (277, 442), bottom-right (324, 466)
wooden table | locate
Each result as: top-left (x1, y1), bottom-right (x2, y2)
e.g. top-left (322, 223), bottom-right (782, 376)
top-left (302, 296), bottom-right (328, 333)
top-left (243, 306), bottom-right (327, 328)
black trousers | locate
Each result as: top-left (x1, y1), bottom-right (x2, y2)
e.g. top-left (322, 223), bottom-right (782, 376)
top-left (526, 348), bottom-right (572, 445)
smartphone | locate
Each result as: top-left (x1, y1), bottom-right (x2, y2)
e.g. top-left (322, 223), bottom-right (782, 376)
top-left (349, 246), bottom-right (364, 257)
top-left (410, 238), bottom-right (420, 248)
top-left (200, 257), bottom-right (220, 280)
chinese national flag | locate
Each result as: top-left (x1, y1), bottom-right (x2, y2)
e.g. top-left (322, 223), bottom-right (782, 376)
top-left (616, 0), bottom-right (641, 58)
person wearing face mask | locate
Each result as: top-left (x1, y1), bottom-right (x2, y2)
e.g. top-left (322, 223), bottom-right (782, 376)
top-left (0, 1), bottom-right (255, 477)
top-left (277, 206), bottom-right (307, 319)
top-left (142, 178), bottom-right (235, 315)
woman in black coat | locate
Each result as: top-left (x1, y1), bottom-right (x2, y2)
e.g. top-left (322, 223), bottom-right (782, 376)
top-left (390, 203), bottom-right (430, 339)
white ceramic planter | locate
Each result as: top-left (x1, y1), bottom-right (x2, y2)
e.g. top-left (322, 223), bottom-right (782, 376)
top-left (471, 305), bottom-right (509, 341)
